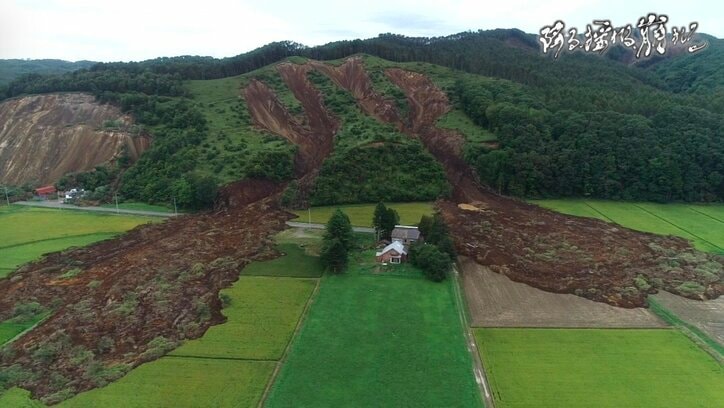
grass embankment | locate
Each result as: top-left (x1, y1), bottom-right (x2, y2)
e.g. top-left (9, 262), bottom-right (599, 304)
top-left (475, 328), bottom-right (724, 408)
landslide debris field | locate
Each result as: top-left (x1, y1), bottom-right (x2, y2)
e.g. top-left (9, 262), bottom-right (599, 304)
top-left (1, 55), bottom-right (722, 403)
top-left (308, 56), bottom-right (721, 307)
top-left (0, 93), bottom-right (149, 185)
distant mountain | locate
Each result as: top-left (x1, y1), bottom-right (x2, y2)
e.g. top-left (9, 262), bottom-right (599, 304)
top-left (0, 59), bottom-right (96, 86)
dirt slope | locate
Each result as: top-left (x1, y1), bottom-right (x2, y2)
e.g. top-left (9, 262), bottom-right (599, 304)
top-left (309, 57), bottom-right (722, 307)
top-left (244, 62), bottom-right (339, 200)
top-left (309, 58), bottom-right (402, 126)
top-left (0, 93), bottom-right (149, 186)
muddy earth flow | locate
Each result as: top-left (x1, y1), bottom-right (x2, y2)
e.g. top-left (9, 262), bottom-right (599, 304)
top-left (308, 57), bottom-right (722, 308)
top-left (0, 64), bottom-right (340, 402)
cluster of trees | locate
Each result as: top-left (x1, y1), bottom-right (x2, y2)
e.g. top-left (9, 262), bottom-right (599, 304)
top-left (409, 214), bottom-right (456, 282)
top-left (310, 144), bottom-right (450, 205)
top-left (319, 209), bottom-right (355, 273)
top-left (243, 149), bottom-right (296, 182)
top-left (1, 70), bottom-right (185, 101)
top-left (457, 77), bottom-right (724, 202)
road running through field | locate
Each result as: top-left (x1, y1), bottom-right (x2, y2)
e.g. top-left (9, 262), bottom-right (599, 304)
top-left (285, 221), bottom-right (375, 233)
top-left (13, 201), bottom-right (177, 217)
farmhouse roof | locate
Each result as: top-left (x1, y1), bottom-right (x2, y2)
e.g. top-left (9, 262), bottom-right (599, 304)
top-left (375, 241), bottom-right (407, 257)
top-left (35, 185), bottom-right (56, 195)
top-left (391, 225), bottom-right (421, 240)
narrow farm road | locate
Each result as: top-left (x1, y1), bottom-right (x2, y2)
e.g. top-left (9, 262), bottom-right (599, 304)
top-left (13, 200), bottom-right (177, 217)
top-left (452, 264), bottom-right (496, 408)
top-left (285, 221), bottom-right (375, 234)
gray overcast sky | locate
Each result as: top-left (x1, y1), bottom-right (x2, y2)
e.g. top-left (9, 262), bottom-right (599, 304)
top-left (0, 0), bottom-right (721, 62)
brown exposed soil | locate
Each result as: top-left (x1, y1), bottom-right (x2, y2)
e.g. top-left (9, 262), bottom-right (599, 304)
top-left (309, 57), bottom-right (722, 308)
top-left (0, 93), bottom-right (149, 186)
top-left (244, 63), bottom-right (339, 202)
top-left (309, 57), bottom-right (402, 126)
top-left (0, 180), bottom-right (290, 401)
top-left (0, 64), bottom-right (340, 402)
top-left (383, 66), bottom-right (722, 307)
top-left (459, 256), bottom-right (666, 328)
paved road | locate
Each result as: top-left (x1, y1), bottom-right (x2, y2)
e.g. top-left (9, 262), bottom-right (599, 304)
top-left (13, 201), bottom-right (178, 218)
top-left (286, 221), bottom-right (375, 233)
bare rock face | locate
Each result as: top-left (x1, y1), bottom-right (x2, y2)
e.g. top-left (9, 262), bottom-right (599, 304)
top-left (0, 93), bottom-right (149, 185)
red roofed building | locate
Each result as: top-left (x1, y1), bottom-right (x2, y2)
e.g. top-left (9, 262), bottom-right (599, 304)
top-left (34, 185), bottom-right (57, 199)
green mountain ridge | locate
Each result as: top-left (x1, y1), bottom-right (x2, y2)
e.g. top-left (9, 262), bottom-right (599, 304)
top-left (0, 29), bottom-right (721, 208)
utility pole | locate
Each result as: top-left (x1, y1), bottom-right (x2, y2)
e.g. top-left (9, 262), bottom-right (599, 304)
top-left (114, 194), bottom-right (120, 214)
top-left (308, 208), bottom-right (311, 225)
top-left (173, 196), bottom-right (178, 215)
top-left (3, 186), bottom-right (9, 206)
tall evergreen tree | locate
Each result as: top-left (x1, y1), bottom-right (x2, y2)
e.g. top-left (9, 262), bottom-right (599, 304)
top-left (380, 207), bottom-right (400, 240)
top-left (373, 202), bottom-right (387, 239)
top-left (323, 209), bottom-right (354, 250)
top-left (320, 238), bottom-right (348, 273)
top-left (320, 209), bottom-right (354, 273)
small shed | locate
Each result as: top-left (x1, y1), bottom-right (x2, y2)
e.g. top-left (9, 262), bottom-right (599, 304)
top-left (375, 241), bottom-right (408, 264)
top-left (34, 185), bottom-right (56, 199)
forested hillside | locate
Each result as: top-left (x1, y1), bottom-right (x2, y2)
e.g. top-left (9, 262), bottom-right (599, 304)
top-left (0, 30), bottom-right (720, 207)
top-left (0, 59), bottom-right (95, 86)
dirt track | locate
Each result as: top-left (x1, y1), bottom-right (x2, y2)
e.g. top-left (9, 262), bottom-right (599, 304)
top-left (459, 257), bottom-right (665, 328)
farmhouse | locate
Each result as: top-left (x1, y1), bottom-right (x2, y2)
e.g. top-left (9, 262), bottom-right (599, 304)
top-left (375, 241), bottom-right (407, 264)
top-left (34, 185), bottom-right (56, 199)
top-left (391, 225), bottom-right (422, 246)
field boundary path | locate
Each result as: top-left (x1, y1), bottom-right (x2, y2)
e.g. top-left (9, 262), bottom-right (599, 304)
top-left (13, 200), bottom-right (177, 217)
top-left (257, 278), bottom-right (322, 408)
top-left (452, 264), bottom-right (495, 408)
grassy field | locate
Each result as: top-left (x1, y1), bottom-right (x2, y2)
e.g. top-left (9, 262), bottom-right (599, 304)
top-left (533, 199), bottom-right (724, 254)
top-left (265, 250), bottom-right (482, 407)
top-left (59, 358), bottom-right (275, 408)
top-left (292, 201), bottom-right (434, 227)
top-left (437, 109), bottom-right (496, 143)
top-left (475, 328), bottom-right (724, 408)
top-left (0, 206), bottom-right (158, 277)
top-left (168, 277), bottom-right (316, 360)
top-left (241, 243), bottom-right (323, 278)
top-left (0, 313), bottom-right (47, 345)
top-left (52, 277), bottom-right (316, 407)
